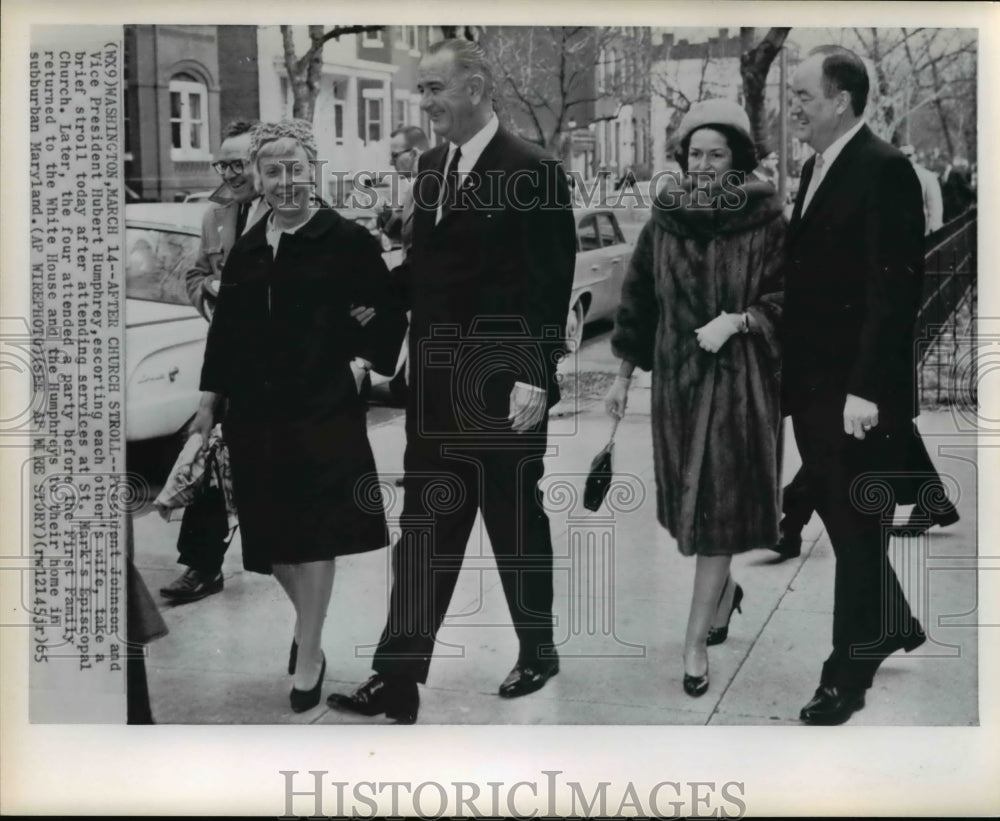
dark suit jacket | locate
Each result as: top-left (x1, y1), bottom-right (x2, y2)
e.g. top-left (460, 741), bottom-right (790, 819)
top-left (782, 125), bottom-right (925, 426)
top-left (396, 127), bottom-right (577, 436)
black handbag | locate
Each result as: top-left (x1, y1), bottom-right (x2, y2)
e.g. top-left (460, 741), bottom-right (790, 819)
top-left (584, 418), bottom-right (620, 512)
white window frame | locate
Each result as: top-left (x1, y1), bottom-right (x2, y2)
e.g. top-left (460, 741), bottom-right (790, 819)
top-left (362, 88), bottom-right (385, 145)
top-left (363, 28), bottom-right (384, 46)
top-left (169, 76), bottom-right (211, 161)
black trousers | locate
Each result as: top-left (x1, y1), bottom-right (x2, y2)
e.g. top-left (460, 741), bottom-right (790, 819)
top-left (373, 432), bottom-right (555, 684)
top-left (782, 420), bottom-right (948, 534)
top-left (791, 401), bottom-right (923, 689)
top-left (176, 485), bottom-right (230, 575)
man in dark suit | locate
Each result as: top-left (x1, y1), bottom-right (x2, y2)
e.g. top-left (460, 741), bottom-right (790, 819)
top-left (159, 120), bottom-right (265, 603)
top-left (783, 46), bottom-right (928, 725)
top-left (329, 39), bottom-right (576, 723)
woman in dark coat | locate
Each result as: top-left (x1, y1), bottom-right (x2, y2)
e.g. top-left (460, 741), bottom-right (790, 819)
top-left (191, 120), bottom-right (406, 712)
top-left (606, 100), bottom-right (785, 697)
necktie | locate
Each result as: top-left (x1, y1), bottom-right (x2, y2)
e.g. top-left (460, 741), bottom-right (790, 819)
top-left (439, 146), bottom-right (462, 222)
top-left (802, 153), bottom-right (825, 214)
top-left (235, 200), bottom-right (251, 238)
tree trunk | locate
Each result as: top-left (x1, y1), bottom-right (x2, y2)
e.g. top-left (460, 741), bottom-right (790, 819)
top-left (739, 27), bottom-right (790, 157)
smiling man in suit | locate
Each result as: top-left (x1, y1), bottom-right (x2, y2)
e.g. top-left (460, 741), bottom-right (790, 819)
top-left (783, 46), bottom-right (928, 725)
top-left (328, 38), bottom-right (576, 723)
top-left (159, 120), bottom-right (266, 603)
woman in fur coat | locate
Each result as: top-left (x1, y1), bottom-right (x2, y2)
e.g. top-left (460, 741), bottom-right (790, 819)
top-left (606, 100), bottom-right (786, 697)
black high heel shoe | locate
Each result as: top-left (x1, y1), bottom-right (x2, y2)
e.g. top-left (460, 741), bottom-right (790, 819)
top-left (289, 655), bottom-right (325, 713)
top-left (683, 668), bottom-right (710, 697)
top-left (288, 639), bottom-right (298, 675)
top-left (706, 583), bottom-right (744, 646)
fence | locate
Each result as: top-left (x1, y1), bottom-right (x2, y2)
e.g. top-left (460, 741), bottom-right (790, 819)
top-left (916, 208), bottom-right (977, 407)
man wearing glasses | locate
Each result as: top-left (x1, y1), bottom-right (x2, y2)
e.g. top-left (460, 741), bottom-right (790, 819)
top-left (381, 125), bottom-right (429, 253)
top-left (160, 119), bottom-right (265, 603)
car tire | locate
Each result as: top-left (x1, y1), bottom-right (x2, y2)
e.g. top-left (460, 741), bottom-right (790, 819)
top-left (565, 298), bottom-right (586, 354)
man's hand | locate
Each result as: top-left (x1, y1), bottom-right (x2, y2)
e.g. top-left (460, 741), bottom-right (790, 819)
top-left (604, 376), bottom-right (630, 420)
top-left (843, 393), bottom-right (879, 439)
top-left (694, 312), bottom-right (740, 353)
top-left (350, 304), bottom-right (376, 327)
top-left (508, 383), bottom-right (547, 432)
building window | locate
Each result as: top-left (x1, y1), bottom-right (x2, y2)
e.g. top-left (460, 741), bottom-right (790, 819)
top-left (363, 95), bottom-right (383, 144)
top-left (363, 28), bottom-right (384, 46)
top-left (332, 100), bottom-right (345, 146)
top-left (597, 48), bottom-right (607, 94)
top-left (169, 73), bottom-right (210, 160)
top-left (394, 98), bottom-right (407, 129)
top-left (396, 25), bottom-right (418, 51)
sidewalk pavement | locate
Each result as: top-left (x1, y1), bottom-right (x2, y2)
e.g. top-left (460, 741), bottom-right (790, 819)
top-left (135, 375), bottom-right (978, 725)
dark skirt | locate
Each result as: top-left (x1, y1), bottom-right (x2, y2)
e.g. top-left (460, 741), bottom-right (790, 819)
top-left (223, 407), bottom-right (389, 574)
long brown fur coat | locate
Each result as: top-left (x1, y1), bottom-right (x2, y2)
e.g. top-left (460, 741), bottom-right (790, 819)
top-left (612, 176), bottom-right (786, 555)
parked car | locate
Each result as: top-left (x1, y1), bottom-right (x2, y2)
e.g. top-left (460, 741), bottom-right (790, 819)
top-left (125, 203), bottom-right (211, 442)
top-left (565, 208), bottom-right (635, 352)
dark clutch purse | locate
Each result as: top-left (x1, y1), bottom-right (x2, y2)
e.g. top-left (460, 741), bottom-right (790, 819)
top-left (583, 418), bottom-right (620, 512)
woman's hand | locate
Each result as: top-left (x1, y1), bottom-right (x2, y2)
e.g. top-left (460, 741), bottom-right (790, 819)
top-left (350, 358), bottom-right (371, 394)
top-left (187, 405), bottom-right (215, 452)
top-left (694, 312), bottom-right (741, 353)
top-left (604, 375), bottom-right (631, 420)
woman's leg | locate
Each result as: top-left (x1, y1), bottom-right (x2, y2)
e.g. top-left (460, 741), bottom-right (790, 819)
top-left (272, 563), bottom-right (302, 644)
top-left (285, 559), bottom-right (336, 690)
top-left (683, 554), bottom-right (733, 675)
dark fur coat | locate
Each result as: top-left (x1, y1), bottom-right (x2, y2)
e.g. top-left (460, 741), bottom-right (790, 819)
top-left (611, 177), bottom-right (786, 555)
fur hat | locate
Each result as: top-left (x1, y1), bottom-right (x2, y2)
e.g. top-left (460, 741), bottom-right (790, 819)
top-left (676, 99), bottom-right (752, 145)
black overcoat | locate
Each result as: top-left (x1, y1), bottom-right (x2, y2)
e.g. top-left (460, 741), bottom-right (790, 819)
top-left (200, 208), bottom-right (407, 573)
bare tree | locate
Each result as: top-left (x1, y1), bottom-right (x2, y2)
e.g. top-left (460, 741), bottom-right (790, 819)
top-left (740, 27), bottom-right (791, 154)
top-left (280, 25), bottom-right (386, 121)
top-left (480, 26), bottom-right (649, 156)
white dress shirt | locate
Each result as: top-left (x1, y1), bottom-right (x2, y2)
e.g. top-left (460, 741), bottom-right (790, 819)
top-left (802, 119), bottom-right (865, 214)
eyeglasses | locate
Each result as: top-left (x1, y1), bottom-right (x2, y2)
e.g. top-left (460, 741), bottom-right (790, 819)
top-left (390, 149), bottom-right (413, 162)
top-left (212, 159), bottom-right (247, 175)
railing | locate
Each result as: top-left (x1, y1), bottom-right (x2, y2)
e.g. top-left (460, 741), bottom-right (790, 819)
top-left (916, 208), bottom-right (977, 407)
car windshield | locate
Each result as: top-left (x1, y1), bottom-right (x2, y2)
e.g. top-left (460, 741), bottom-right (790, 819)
top-left (126, 226), bottom-right (200, 305)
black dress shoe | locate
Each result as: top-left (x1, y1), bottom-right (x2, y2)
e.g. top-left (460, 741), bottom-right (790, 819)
top-left (498, 658), bottom-right (560, 698)
top-left (706, 583), bottom-right (744, 646)
top-left (892, 502), bottom-right (960, 536)
top-left (769, 529), bottom-right (802, 560)
top-left (327, 674), bottom-right (419, 724)
top-left (799, 685), bottom-right (866, 725)
top-left (159, 568), bottom-right (224, 602)
top-left (289, 655), bottom-right (326, 713)
top-left (288, 639), bottom-right (298, 675)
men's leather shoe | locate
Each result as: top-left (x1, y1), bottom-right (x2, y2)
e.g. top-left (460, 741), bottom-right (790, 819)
top-left (159, 568), bottom-right (223, 602)
top-left (326, 674), bottom-right (419, 724)
top-left (799, 685), bottom-right (866, 725)
top-left (498, 658), bottom-right (559, 698)
top-left (769, 528), bottom-right (802, 560)
top-left (892, 502), bottom-right (960, 536)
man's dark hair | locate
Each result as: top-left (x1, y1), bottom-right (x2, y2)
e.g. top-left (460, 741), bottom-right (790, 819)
top-left (675, 124), bottom-right (758, 175)
top-left (221, 120), bottom-right (259, 140)
top-left (809, 45), bottom-right (869, 117)
top-left (391, 125), bottom-right (429, 152)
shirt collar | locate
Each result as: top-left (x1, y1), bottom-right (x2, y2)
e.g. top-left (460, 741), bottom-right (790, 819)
top-left (265, 208), bottom-right (317, 254)
top-left (817, 119), bottom-right (865, 171)
top-left (446, 113), bottom-right (499, 172)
